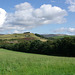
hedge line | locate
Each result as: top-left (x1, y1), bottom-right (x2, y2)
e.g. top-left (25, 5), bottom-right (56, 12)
top-left (0, 37), bottom-right (75, 57)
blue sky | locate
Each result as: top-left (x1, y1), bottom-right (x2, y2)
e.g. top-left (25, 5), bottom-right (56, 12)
top-left (0, 0), bottom-right (75, 35)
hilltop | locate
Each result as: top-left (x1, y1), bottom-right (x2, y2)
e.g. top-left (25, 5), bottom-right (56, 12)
top-left (0, 32), bottom-right (47, 42)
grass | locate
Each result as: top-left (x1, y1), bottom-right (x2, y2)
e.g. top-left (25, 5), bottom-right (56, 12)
top-left (0, 49), bottom-right (75, 75)
top-left (0, 33), bottom-right (47, 42)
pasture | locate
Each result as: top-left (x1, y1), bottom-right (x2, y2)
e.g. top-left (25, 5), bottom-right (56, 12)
top-left (0, 48), bottom-right (75, 75)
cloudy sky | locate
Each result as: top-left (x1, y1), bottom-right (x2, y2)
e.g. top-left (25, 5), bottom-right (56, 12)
top-left (0, 0), bottom-right (75, 35)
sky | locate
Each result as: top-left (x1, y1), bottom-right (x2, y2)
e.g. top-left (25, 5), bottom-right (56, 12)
top-left (0, 0), bottom-right (75, 35)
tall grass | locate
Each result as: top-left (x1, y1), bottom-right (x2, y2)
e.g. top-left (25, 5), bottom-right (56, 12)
top-left (0, 48), bottom-right (75, 75)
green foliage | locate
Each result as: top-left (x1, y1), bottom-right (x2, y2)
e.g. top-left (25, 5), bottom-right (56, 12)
top-left (0, 37), bottom-right (75, 57)
top-left (56, 37), bottom-right (75, 56)
top-left (35, 33), bottom-right (45, 38)
top-left (30, 40), bottom-right (43, 53)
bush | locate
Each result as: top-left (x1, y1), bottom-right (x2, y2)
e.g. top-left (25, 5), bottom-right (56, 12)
top-left (30, 40), bottom-right (42, 53)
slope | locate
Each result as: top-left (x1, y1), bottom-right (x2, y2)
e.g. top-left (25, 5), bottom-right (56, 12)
top-left (0, 48), bottom-right (75, 75)
top-left (0, 33), bottom-right (47, 41)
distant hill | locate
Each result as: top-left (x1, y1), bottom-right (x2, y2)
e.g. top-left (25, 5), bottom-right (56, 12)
top-left (41, 34), bottom-right (67, 38)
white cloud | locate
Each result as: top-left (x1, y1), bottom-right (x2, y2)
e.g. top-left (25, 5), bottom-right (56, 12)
top-left (14, 30), bottom-right (21, 33)
top-left (66, 0), bottom-right (75, 12)
top-left (66, 0), bottom-right (75, 5)
top-left (54, 27), bottom-right (75, 34)
top-left (68, 28), bottom-right (75, 32)
top-left (54, 27), bottom-right (67, 32)
top-left (33, 4), bottom-right (67, 24)
top-left (68, 5), bottom-right (75, 12)
top-left (0, 8), bottom-right (6, 27)
top-left (15, 2), bottom-right (32, 11)
top-left (0, 2), bottom-right (67, 33)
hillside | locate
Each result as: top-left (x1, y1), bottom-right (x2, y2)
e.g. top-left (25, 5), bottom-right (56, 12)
top-left (0, 48), bottom-right (75, 75)
top-left (0, 33), bottom-right (47, 41)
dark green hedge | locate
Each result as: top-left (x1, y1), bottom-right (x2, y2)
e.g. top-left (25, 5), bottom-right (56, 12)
top-left (0, 37), bottom-right (75, 57)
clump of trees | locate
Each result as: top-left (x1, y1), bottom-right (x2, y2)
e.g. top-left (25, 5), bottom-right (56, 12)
top-left (0, 37), bottom-right (75, 57)
top-left (35, 33), bottom-right (46, 38)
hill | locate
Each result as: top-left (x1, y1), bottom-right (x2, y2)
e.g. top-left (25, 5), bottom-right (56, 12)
top-left (41, 34), bottom-right (68, 38)
top-left (0, 33), bottom-right (47, 41)
top-left (0, 33), bottom-right (74, 40)
top-left (40, 34), bottom-right (75, 39)
top-left (0, 48), bottom-right (75, 75)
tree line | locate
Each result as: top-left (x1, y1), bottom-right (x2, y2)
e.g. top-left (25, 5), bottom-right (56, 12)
top-left (0, 37), bottom-right (75, 57)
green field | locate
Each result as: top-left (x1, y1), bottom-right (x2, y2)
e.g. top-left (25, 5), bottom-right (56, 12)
top-left (0, 48), bottom-right (75, 75)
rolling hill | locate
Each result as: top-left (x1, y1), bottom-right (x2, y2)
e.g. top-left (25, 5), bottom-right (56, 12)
top-left (41, 34), bottom-right (68, 37)
top-left (40, 34), bottom-right (75, 39)
top-left (0, 33), bottom-right (47, 41)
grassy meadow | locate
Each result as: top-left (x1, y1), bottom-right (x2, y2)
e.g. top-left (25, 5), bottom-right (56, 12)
top-left (0, 48), bottom-right (75, 75)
